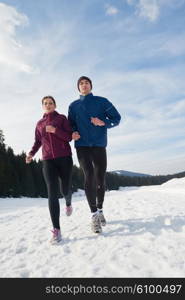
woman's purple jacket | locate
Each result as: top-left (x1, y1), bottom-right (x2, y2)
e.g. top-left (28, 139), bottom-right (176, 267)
top-left (29, 110), bottom-right (72, 160)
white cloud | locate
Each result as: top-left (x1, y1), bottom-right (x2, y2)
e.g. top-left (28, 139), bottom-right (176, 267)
top-left (105, 4), bottom-right (119, 15)
top-left (126, 0), bottom-right (185, 22)
top-left (137, 0), bottom-right (160, 21)
top-left (0, 2), bottom-right (28, 33)
top-left (0, 2), bottom-right (34, 73)
top-left (127, 0), bottom-right (160, 21)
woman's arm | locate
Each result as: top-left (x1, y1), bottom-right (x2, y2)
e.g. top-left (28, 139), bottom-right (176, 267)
top-left (26, 126), bottom-right (41, 163)
top-left (54, 116), bottom-right (72, 142)
top-left (29, 127), bottom-right (42, 156)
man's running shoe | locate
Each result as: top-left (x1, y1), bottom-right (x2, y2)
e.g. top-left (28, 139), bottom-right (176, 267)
top-left (98, 211), bottom-right (106, 226)
top-left (91, 213), bottom-right (102, 233)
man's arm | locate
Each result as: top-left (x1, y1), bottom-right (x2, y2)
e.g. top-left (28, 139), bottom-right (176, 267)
top-left (102, 99), bottom-right (121, 128)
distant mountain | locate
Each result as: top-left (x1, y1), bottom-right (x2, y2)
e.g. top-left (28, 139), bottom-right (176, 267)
top-left (111, 170), bottom-right (151, 177)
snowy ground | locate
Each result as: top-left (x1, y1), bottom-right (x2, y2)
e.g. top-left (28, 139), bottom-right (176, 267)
top-left (0, 178), bottom-right (185, 278)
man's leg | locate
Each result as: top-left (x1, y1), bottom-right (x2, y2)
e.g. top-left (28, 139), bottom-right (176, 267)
top-left (76, 147), bottom-right (97, 213)
top-left (92, 147), bottom-right (107, 226)
top-left (92, 147), bottom-right (107, 209)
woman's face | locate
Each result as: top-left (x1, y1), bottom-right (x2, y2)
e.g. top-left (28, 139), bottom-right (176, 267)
top-left (42, 98), bottom-right (56, 113)
top-left (79, 79), bottom-right (91, 95)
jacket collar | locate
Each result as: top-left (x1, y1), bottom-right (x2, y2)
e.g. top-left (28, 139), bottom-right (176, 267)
top-left (80, 93), bottom-right (93, 101)
top-left (43, 110), bottom-right (58, 119)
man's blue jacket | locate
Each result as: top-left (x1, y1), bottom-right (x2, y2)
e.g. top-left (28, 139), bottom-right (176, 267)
top-left (68, 93), bottom-right (121, 147)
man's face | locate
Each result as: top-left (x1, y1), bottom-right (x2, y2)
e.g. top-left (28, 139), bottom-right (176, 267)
top-left (79, 79), bottom-right (91, 95)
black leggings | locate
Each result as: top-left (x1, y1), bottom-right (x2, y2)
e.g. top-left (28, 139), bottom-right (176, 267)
top-left (42, 156), bottom-right (73, 229)
top-left (76, 147), bottom-right (107, 213)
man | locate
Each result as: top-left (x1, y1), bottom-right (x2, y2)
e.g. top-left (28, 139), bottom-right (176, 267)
top-left (68, 76), bottom-right (121, 233)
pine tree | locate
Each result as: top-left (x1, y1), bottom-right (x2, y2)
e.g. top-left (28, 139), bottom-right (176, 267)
top-left (6, 147), bottom-right (20, 197)
top-left (0, 130), bottom-right (6, 197)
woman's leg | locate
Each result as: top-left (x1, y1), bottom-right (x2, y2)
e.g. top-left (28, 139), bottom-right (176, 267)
top-left (54, 156), bottom-right (73, 206)
top-left (42, 160), bottom-right (60, 229)
top-left (76, 147), bottom-right (97, 213)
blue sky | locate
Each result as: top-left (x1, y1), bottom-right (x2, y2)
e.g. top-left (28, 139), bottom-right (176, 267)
top-left (1, 0), bottom-right (185, 175)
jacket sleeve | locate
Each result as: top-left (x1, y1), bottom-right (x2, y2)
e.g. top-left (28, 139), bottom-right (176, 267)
top-left (102, 99), bottom-right (121, 129)
top-left (54, 116), bottom-right (72, 142)
top-left (68, 104), bottom-right (78, 132)
top-left (29, 126), bottom-right (42, 156)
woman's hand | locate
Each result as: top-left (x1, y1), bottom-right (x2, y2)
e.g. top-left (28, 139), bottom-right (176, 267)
top-left (91, 117), bottom-right (105, 126)
top-left (72, 131), bottom-right (81, 140)
top-left (46, 125), bottom-right (56, 133)
top-left (26, 154), bottom-right (33, 164)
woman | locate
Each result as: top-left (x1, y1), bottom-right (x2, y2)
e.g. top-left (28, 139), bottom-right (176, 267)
top-left (26, 96), bottom-right (73, 244)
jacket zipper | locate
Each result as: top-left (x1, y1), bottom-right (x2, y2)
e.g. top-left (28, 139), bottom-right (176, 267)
top-left (48, 113), bottom-right (55, 159)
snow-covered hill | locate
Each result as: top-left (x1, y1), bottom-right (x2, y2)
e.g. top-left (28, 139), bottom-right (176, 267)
top-left (111, 170), bottom-right (151, 177)
top-left (0, 178), bottom-right (185, 278)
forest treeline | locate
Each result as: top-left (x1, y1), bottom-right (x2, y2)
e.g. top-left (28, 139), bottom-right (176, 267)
top-left (0, 129), bottom-right (184, 198)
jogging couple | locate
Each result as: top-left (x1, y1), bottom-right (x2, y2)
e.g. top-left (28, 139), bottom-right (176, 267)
top-left (26, 76), bottom-right (121, 244)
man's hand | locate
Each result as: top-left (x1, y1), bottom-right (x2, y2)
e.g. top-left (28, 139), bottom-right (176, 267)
top-left (72, 131), bottom-right (81, 140)
top-left (46, 125), bottom-right (56, 133)
top-left (26, 154), bottom-right (33, 164)
top-left (91, 117), bottom-right (105, 126)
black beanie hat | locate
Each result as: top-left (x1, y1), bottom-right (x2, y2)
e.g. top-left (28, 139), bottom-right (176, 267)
top-left (77, 76), bottom-right (92, 91)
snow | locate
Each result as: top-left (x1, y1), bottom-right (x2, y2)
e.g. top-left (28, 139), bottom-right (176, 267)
top-left (0, 178), bottom-right (185, 278)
